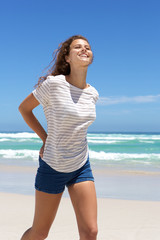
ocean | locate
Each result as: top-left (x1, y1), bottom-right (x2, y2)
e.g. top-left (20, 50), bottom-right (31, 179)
top-left (0, 132), bottom-right (160, 200)
top-left (0, 132), bottom-right (160, 170)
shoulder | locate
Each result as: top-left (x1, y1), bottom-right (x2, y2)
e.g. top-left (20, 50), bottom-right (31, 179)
top-left (34, 75), bottom-right (64, 92)
top-left (44, 75), bottom-right (67, 92)
top-left (88, 85), bottom-right (99, 103)
top-left (89, 85), bottom-right (99, 97)
top-left (46, 74), bottom-right (65, 84)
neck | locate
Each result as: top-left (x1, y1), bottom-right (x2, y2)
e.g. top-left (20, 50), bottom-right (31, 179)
top-left (65, 66), bottom-right (88, 89)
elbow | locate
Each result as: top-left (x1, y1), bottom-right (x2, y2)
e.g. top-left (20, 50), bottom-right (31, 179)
top-left (18, 103), bottom-right (32, 116)
top-left (18, 103), bottom-right (27, 114)
top-left (18, 103), bottom-right (23, 113)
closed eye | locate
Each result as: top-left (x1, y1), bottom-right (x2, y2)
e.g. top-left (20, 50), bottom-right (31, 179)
top-left (74, 44), bottom-right (81, 49)
top-left (73, 44), bottom-right (91, 50)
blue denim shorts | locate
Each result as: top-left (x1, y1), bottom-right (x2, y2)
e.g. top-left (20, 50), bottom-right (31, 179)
top-left (35, 155), bottom-right (94, 194)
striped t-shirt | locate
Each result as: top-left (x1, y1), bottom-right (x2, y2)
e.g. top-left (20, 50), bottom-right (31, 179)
top-left (32, 74), bottom-right (99, 172)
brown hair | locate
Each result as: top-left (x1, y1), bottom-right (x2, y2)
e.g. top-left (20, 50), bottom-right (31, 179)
top-left (36, 35), bottom-right (92, 87)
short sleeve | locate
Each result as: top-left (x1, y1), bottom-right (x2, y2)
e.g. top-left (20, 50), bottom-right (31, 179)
top-left (92, 87), bottom-right (99, 104)
top-left (32, 77), bottom-right (50, 107)
top-left (94, 90), bottom-right (99, 103)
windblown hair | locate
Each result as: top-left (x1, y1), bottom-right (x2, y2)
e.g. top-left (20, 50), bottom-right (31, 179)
top-left (36, 35), bottom-right (91, 87)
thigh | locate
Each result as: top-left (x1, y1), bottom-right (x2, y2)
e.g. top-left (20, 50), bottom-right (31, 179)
top-left (68, 181), bottom-right (97, 234)
top-left (31, 190), bottom-right (63, 235)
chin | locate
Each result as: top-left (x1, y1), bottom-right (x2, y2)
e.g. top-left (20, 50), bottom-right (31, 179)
top-left (79, 59), bottom-right (92, 66)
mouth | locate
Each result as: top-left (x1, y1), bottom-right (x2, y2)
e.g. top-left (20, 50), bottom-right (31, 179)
top-left (79, 54), bottom-right (89, 58)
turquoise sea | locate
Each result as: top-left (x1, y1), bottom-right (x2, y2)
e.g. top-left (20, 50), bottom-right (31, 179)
top-left (0, 132), bottom-right (160, 170)
top-left (0, 132), bottom-right (160, 201)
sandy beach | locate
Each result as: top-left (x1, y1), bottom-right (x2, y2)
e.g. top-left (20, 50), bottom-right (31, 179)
top-left (0, 192), bottom-right (160, 240)
top-left (1, 132), bottom-right (160, 239)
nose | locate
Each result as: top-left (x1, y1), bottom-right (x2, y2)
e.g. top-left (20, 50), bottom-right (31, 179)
top-left (81, 46), bottom-right (87, 52)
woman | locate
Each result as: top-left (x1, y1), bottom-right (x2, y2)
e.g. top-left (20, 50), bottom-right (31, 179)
top-left (19, 35), bottom-right (99, 240)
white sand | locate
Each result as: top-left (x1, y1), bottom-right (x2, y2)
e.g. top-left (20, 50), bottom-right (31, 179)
top-left (0, 192), bottom-right (160, 240)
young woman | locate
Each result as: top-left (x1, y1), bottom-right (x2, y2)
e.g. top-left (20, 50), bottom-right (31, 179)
top-left (19, 35), bottom-right (99, 240)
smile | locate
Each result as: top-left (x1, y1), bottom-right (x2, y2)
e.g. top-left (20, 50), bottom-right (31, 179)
top-left (79, 54), bottom-right (88, 58)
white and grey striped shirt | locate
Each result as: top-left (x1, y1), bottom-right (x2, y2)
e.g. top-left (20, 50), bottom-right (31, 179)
top-left (32, 74), bottom-right (99, 172)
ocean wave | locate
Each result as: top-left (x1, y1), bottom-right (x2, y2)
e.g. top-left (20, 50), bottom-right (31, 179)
top-left (0, 138), bottom-right (11, 142)
top-left (88, 136), bottom-right (136, 140)
top-left (87, 134), bottom-right (160, 141)
top-left (88, 140), bottom-right (118, 144)
top-left (1, 148), bottom-right (160, 165)
top-left (0, 149), bottom-right (39, 160)
top-left (89, 150), bottom-right (160, 163)
top-left (0, 132), bottom-right (38, 139)
top-left (1, 132), bottom-right (160, 143)
top-left (139, 140), bottom-right (155, 144)
top-left (137, 137), bottom-right (160, 140)
top-left (18, 139), bottom-right (42, 143)
top-left (0, 138), bottom-right (41, 143)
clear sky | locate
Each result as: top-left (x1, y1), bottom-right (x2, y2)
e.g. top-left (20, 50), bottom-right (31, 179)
top-left (0, 0), bottom-right (160, 133)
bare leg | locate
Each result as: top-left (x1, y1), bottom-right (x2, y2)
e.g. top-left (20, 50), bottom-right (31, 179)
top-left (68, 181), bottom-right (98, 240)
top-left (21, 190), bottom-right (63, 240)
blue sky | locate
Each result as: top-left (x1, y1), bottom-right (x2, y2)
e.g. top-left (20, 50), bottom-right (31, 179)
top-left (0, 0), bottom-right (160, 132)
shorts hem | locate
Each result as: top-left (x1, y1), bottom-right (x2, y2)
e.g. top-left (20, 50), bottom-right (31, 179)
top-left (66, 178), bottom-right (94, 188)
top-left (35, 186), bottom-right (64, 194)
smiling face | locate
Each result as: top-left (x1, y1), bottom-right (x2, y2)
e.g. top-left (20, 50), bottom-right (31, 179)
top-left (66, 39), bottom-right (93, 68)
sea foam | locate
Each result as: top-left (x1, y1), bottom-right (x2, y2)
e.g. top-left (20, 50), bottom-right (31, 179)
top-left (0, 149), bottom-right (39, 160)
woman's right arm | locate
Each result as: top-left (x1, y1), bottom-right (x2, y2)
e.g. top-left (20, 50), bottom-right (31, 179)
top-left (18, 93), bottom-right (47, 143)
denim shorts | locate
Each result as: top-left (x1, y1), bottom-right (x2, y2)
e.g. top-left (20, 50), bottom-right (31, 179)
top-left (35, 155), bottom-right (94, 194)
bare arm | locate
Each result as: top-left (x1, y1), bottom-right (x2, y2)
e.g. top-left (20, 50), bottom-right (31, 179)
top-left (18, 93), bottom-right (47, 143)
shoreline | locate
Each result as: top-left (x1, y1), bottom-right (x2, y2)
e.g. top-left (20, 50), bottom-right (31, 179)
top-left (1, 161), bottom-right (160, 175)
top-left (1, 192), bottom-right (160, 240)
top-left (1, 160), bottom-right (160, 201)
